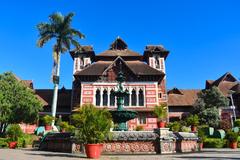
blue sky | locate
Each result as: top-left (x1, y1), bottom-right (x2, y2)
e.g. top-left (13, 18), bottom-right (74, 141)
top-left (0, 0), bottom-right (239, 89)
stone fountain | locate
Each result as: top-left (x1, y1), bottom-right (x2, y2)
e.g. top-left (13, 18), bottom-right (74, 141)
top-left (110, 66), bottom-right (137, 131)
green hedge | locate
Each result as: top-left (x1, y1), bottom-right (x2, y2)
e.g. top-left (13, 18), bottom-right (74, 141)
top-left (203, 138), bottom-right (227, 148)
top-left (0, 134), bottom-right (38, 148)
top-left (0, 138), bottom-right (8, 148)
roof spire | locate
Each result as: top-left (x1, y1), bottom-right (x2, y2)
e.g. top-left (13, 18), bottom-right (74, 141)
top-left (110, 37), bottom-right (128, 50)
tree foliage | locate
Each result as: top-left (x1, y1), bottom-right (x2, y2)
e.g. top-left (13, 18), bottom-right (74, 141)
top-left (0, 72), bottom-right (43, 134)
top-left (37, 12), bottom-right (84, 53)
top-left (193, 86), bottom-right (229, 128)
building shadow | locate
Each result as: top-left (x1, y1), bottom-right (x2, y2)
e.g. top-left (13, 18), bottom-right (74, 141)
top-left (175, 156), bottom-right (240, 160)
top-left (25, 151), bottom-right (86, 159)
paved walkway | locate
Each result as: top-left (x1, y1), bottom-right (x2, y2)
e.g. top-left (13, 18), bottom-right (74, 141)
top-left (1, 148), bottom-right (240, 160)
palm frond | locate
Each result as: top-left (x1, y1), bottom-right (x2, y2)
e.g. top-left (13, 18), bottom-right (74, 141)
top-left (63, 12), bottom-right (74, 27)
top-left (69, 28), bottom-right (85, 39)
top-left (69, 38), bottom-right (81, 48)
top-left (37, 23), bottom-right (54, 35)
top-left (49, 12), bottom-right (64, 26)
top-left (37, 12), bottom-right (85, 53)
top-left (37, 34), bottom-right (54, 47)
top-left (62, 38), bottom-right (71, 51)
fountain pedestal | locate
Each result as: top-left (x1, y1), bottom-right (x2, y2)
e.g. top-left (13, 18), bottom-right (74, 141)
top-left (110, 69), bottom-right (137, 131)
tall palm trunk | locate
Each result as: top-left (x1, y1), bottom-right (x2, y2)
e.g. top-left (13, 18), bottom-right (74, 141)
top-left (51, 53), bottom-right (61, 126)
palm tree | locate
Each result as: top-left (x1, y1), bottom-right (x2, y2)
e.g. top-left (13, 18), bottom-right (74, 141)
top-left (37, 12), bottom-right (84, 125)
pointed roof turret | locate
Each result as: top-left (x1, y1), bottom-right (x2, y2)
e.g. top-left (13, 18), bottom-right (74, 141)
top-left (168, 87), bottom-right (184, 95)
top-left (96, 37), bottom-right (142, 60)
top-left (110, 37), bottom-right (128, 50)
top-left (212, 72), bottom-right (238, 86)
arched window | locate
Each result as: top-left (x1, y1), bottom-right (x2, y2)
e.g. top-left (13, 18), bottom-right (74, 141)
top-left (155, 56), bottom-right (160, 69)
top-left (110, 89), bottom-right (115, 106)
top-left (131, 89), bottom-right (137, 106)
top-left (138, 89), bottom-right (144, 106)
top-left (95, 89), bottom-right (100, 106)
top-left (124, 89), bottom-right (129, 106)
top-left (103, 89), bottom-right (108, 106)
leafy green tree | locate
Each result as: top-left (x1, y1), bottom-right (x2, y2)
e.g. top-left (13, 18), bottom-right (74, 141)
top-left (193, 86), bottom-right (229, 128)
top-left (0, 72), bottom-right (43, 134)
top-left (37, 12), bottom-right (84, 125)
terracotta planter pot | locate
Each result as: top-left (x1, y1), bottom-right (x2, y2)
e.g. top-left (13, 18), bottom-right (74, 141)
top-left (85, 144), bottom-right (103, 159)
top-left (199, 142), bottom-right (203, 150)
top-left (191, 125), bottom-right (197, 132)
top-left (230, 142), bottom-right (238, 149)
top-left (8, 141), bottom-right (17, 149)
top-left (157, 121), bottom-right (166, 128)
top-left (45, 125), bottom-right (52, 131)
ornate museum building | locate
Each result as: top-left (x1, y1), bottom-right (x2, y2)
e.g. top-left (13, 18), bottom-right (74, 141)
top-left (30, 38), bottom-right (239, 131)
top-left (70, 37), bottom-right (169, 130)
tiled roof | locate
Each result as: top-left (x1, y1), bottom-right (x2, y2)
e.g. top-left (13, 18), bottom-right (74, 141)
top-left (74, 58), bottom-right (164, 76)
top-left (35, 87), bottom-right (72, 107)
top-left (21, 80), bottom-right (33, 89)
top-left (168, 89), bottom-right (200, 106)
top-left (206, 72), bottom-right (239, 96)
top-left (125, 61), bottom-right (164, 75)
top-left (74, 61), bottom-right (112, 76)
top-left (217, 81), bottom-right (238, 96)
top-left (70, 45), bottom-right (95, 59)
top-left (231, 83), bottom-right (240, 94)
top-left (97, 49), bottom-right (142, 57)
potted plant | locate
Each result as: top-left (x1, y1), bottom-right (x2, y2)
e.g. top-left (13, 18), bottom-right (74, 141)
top-left (167, 121), bottom-right (181, 132)
top-left (42, 115), bottom-right (54, 131)
top-left (59, 121), bottom-right (72, 132)
top-left (153, 104), bottom-right (167, 128)
top-left (226, 131), bottom-right (238, 149)
top-left (72, 104), bottom-right (112, 159)
top-left (197, 129), bottom-right (206, 150)
top-left (186, 114), bottom-right (199, 132)
top-left (6, 124), bottom-right (23, 149)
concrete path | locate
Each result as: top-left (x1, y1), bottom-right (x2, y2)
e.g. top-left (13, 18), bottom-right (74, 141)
top-left (0, 148), bottom-right (240, 160)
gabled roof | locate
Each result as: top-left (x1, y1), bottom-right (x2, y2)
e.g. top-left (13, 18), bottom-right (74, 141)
top-left (74, 61), bottom-right (112, 76)
top-left (206, 72), bottom-right (238, 96)
top-left (168, 89), bottom-right (200, 106)
top-left (70, 45), bottom-right (95, 59)
top-left (168, 87), bottom-right (184, 95)
top-left (96, 37), bottom-right (142, 57)
top-left (212, 72), bottom-right (238, 86)
top-left (74, 57), bottom-right (164, 77)
top-left (12, 73), bottom-right (47, 105)
top-left (143, 45), bottom-right (169, 60)
top-left (125, 61), bottom-right (164, 76)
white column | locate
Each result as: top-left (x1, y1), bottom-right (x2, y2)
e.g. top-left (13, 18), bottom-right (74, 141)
top-left (107, 88), bottom-right (110, 107)
top-left (136, 87), bottom-right (139, 107)
top-left (100, 87), bottom-right (103, 107)
top-left (93, 88), bottom-right (96, 106)
top-left (143, 87), bottom-right (146, 107)
top-left (129, 87), bottom-right (132, 107)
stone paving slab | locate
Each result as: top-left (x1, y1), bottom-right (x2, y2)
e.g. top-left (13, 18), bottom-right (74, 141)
top-left (1, 148), bottom-right (240, 160)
